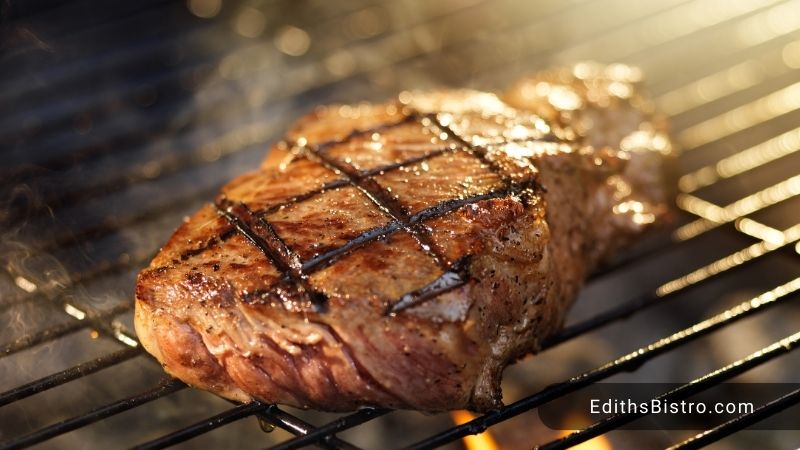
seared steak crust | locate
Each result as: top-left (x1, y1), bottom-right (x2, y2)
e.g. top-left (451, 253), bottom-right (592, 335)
top-left (135, 64), bottom-right (674, 411)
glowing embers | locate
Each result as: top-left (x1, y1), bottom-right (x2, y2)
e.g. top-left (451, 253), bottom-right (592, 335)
top-left (321, 120), bottom-right (454, 172)
top-left (265, 185), bottom-right (393, 261)
top-left (375, 151), bottom-right (504, 215)
top-left (309, 231), bottom-right (443, 309)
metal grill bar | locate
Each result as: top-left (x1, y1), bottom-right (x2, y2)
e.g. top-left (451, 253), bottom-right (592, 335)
top-left (1, 304), bottom-right (131, 357)
top-left (1, 0), bottom-right (503, 197)
top-left (675, 176), bottom-right (800, 240)
top-left (0, 346), bottom-right (142, 407)
top-left (667, 387), bottom-right (800, 450)
top-left (472, 0), bottom-right (791, 86)
top-left (6, 0), bottom-right (776, 165)
top-left (678, 80), bottom-right (800, 150)
top-left (585, 233), bottom-right (677, 281)
top-left (0, 0), bottom-right (561, 145)
top-left (1, 2), bottom-right (800, 442)
top-left (538, 330), bottom-right (800, 450)
top-left (36, 184), bottom-right (220, 254)
top-left (216, 198), bottom-right (328, 308)
top-left (678, 126), bottom-right (800, 192)
top-left (130, 402), bottom-right (270, 450)
top-left (0, 0), bottom-right (776, 258)
top-left (4, 3), bottom-right (780, 278)
top-left (543, 220), bottom-right (800, 348)
top-left (0, 379), bottom-right (186, 450)
top-left (656, 45), bottom-right (800, 118)
top-left (0, 333), bottom-right (366, 450)
top-left (265, 408), bottom-right (389, 450)
top-left (5, 121), bottom-right (273, 229)
top-left (0, 0), bottom-right (693, 225)
top-left (2, 252), bottom-right (148, 310)
top-left (0, 3), bottom-right (385, 141)
top-left (252, 406), bottom-right (364, 450)
top-left (398, 278), bottom-right (800, 450)
top-left (0, 0), bottom-right (377, 110)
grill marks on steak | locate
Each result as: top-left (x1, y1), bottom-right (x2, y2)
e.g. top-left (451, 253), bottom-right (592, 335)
top-left (202, 106), bottom-right (546, 313)
top-left (135, 66), bottom-right (673, 411)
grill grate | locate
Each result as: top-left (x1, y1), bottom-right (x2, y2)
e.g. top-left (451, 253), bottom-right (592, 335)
top-left (2, 0), bottom-right (800, 449)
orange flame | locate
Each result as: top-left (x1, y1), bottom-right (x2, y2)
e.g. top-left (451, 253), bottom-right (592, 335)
top-left (556, 431), bottom-right (613, 450)
top-left (450, 410), bottom-right (499, 450)
top-left (557, 415), bottom-right (613, 450)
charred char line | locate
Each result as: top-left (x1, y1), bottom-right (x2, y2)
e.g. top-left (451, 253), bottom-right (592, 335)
top-left (383, 176), bottom-right (541, 313)
top-left (386, 256), bottom-right (472, 314)
top-left (426, 113), bottom-right (514, 187)
top-left (258, 178), bottom-right (351, 216)
top-left (244, 172), bottom-right (539, 313)
top-left (301, 222), bottom-right (400, 273)
top-left (426, 111), bottom-right (546, 209)
top-left (353, 177), bottom-right (450, 267)
top-left (215, 197), bottom-right (328, 311)
top-left (222, 108), bottom-right (544, 314)
top-left (250, 112), bottom-right (423, 217)
top-left (257, 106), bottom-right (549, 221)
top-left (255, 146), bottom-right (456, 217)
top-left (293, 178), bottom-right (538, 276)
top-left (314, 113), bottom-right (418, 152)
top-left (177, 227), bottom-right (236, 261)
top-left (296, 115), bottom-right (451, 269)
top-left (361, 146), bottom-right (452, 177)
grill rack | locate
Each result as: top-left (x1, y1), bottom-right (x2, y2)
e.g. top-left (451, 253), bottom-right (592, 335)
top-left (2, 0), bottom-right (800, 448)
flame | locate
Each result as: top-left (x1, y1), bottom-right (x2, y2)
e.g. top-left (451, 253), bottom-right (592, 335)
top-left (556, 431), bottom-right (613, 450)
top-left (557, 415), bottom-right (614, 450)
top-left (450, 411), bottom-right (499, 450)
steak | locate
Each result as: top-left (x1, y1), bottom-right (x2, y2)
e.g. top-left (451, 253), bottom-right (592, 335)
top-left (134, 63), bottom-right (675, 412)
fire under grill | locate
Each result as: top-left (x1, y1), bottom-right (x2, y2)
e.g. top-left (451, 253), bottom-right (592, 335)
top-left (1, 0), bottom-right (800, 449)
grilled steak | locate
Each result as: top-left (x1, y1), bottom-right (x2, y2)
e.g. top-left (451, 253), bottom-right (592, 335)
top-left (134, 63), bottom-right (675, 412)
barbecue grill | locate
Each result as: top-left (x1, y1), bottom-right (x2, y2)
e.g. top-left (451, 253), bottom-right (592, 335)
top-left (2, 0), bottom-right (800, 448)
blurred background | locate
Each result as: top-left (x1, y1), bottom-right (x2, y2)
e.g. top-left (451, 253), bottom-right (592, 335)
top-left (1, 0), bottom-right (800, 449)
